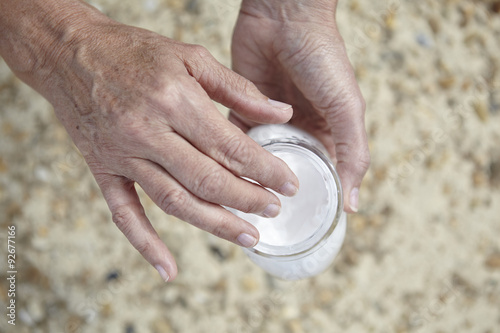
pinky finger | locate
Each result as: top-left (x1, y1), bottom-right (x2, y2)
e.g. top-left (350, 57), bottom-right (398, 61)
top-left (94, 173), bottom-right (177, 282)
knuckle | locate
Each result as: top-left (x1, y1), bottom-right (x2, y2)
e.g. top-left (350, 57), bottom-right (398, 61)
top-left (158, 188), bottom-right (190, 217)
top-left (335, 142), bottom-right (352, 161)
top-left (191, 44), bottom-right (213, 61)
top-left (219, 136), bottom-right (253, 173)
top-left (318, 93), bottom-right (365, 119)
top-left (237, 187), bottom-right (268, 214)
top-left (134, 240), bottom-right (152, 256)
top-left (112, 205), bottom-right (135, 235)
top-left (336, 141), bottom-right (371, 177)
top-left (350, 95), bottom-right (366, 117)
top-left (194, 166), bottom-right (227, 199)
top-left (208, 216), bottom-right (231, 239)
top-left (358, 147), bottom-right (371, 173)
top-left (315, 94), bottom-right (338, 114)
top-left (237, 78), bottom-right (255, 96)
top-left (240, 198), bottom-right (261, 214)
top-left (160, 78), bottom-right (181, 98)
top-left (157, 79), bottom-right (184, 108)
top-left (183, 44), bottom-right (216, 82)
top-left (111, 204), bottom-right (155, 257)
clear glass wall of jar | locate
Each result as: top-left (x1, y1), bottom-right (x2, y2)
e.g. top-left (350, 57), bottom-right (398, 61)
top-left (229, 124), bottom-right (347, 280)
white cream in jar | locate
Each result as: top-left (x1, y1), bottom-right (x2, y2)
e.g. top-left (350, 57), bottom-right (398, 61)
top-left (230, 124), bottom-right (347, 280)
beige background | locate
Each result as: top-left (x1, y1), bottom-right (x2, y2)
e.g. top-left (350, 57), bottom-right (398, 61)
top-left (1, 0), bottom-right (499, 332)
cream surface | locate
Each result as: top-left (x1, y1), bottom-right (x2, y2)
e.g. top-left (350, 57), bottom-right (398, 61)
top-left (235, 148), bottom-right (333, 247)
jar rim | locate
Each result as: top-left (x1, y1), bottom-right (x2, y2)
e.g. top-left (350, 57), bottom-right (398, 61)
top-left (246, 138), bottom-right (344, 258)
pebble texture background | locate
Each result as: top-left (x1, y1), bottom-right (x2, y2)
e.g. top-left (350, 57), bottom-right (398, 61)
top-left (1, 0), bottom-right (499, 332)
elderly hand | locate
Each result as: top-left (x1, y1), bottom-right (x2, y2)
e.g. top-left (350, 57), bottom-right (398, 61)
top-left (230, 0), bottom-right (370, 213)
top-left (0, 0), bottom-right (299, 281)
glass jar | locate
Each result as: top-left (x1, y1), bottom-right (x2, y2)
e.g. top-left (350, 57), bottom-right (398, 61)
top-left (231, 124), bottom-right (347, 280)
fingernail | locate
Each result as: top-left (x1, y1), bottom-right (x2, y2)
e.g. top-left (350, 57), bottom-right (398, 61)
top-left (268, 98), bottom-right (292, 110)
top-left (155, 264), bottom-right (170, 282)
top-left (237, 233), bottom-right (257, 248)
top-left (262, 203), bottom-right (280, 218)
top-left (280, 182), bottom-right (299, 197)
top-left (349, 187), bottom-right (359, 213)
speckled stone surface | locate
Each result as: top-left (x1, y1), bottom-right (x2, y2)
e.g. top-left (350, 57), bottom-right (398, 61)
top-left (1, 1), bottom-right (499, 332)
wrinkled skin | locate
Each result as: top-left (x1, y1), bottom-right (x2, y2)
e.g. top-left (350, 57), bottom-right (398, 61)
top-left (0, 0), bottom-right (369, 282)
top-left (230, 1), bottom-right (370, 213)
top-left (0, 2), bottom-right (299, 281)
top-left (54, 23), bottom-right (302, 281)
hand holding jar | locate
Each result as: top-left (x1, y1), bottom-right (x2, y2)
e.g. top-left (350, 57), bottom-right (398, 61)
top-left (230, 0), bottom-right (371, 213)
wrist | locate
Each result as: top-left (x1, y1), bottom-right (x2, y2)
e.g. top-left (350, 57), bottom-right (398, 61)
top-left (0, 0), bottom-right (109, 94)
top-left (240, 0), bottom-right (338, 24)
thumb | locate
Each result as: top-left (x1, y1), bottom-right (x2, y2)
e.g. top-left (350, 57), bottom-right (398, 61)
top-left (274, 31), bottom-right (370, 212)
top-left (183, 45), bottom-right (293, 124)
top-left (327, 99), bottom-right (371, 213)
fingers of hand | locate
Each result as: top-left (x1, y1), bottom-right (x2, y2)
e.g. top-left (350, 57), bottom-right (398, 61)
top-left (182, 44), bottom-right (293, 124)
top-left (143, 134), bottom-right (282, 217)
top-left (132, 162), bottom-right (260, 247)
top-left (95, 174), bottom-right (177, 282)
top-left (162, 83), bottom-right (299, 197)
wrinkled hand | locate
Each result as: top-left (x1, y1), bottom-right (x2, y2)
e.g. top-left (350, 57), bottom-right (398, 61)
top-left (230, 0), bottom-right (370, 213)
top-left (24, 11), bottom-right (300, 281)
